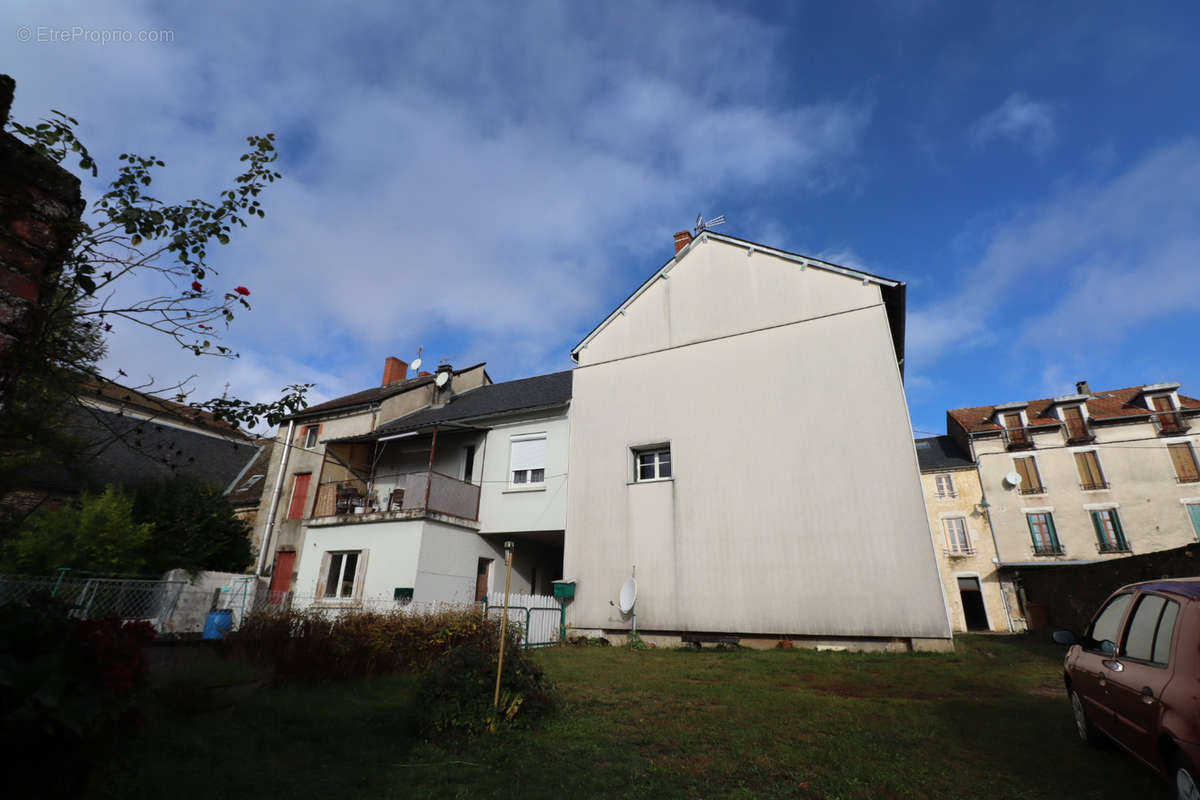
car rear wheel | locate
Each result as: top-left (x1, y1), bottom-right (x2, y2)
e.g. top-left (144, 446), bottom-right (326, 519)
top-left (1070, 689), bottom-right (1101, 746)
top-left (1172, 753), bottom-right (1200, 800)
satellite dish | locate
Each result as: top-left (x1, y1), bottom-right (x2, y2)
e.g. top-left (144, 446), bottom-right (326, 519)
top-left (435, 371), bottom-right (450, 388)
top-left (1005, 471), bottom-right (1023, 487)
top-left (410, 357), bottom-right (422, 372)
top-left (618, 576), bottom-right (637, 614)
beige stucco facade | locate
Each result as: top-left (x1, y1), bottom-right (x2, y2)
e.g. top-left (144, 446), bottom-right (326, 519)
top-left (918, 466), bottom-right (1014, 633)
top-left (564, 233), bottom-right (952, 647)
top-left (968, 420), bottom-right (1200, 565)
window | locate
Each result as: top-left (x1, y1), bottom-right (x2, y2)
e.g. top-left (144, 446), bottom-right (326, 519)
top-left (463, 445), bottom-right (476, 483)
top-left (1013, 456), bottom-right (1044, 494)
top-left (634, 445), bottom-right (672, 481)
top-left (1074, 451), bottom-right (1107, 491)
top-left (1027, 512), bottom-right (1062, 555)
top-left (1086, 593), bottom-right (1132, 653)
top-left (321, 551), bottom-right (361, 600)
top-left (935, 474), bottom-right (956, 498)
top-left (302, 424), bottom-right (320, 449)
top-left (1188, 504), bottom-right (1200, 539)
top-left (943, 517), bottom-right (971, 555)
top-left (509, 433), bottom-right (546, 487)
top-left (1091, 508), bottom-right (1129, 552)
top-left (1062, 405), bottom-right (1091, 442)
top-left (286, 472), bottom-right (312, 520)
top-left (1152, 395), bottom-right (1186, 433)
top-left (1168, 443), bottom-right (1200, 483)
top-left (1122, 594), bottom-right (1179, 665)
top-left (1002, 412), bottom-right (1030, 447)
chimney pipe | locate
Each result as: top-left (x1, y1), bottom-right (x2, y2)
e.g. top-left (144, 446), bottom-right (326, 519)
top-left (1076, 380), bottom-right (1091, 395)
top-left (673, 230), bottom-right (693, 255)
top-left (382, 357), bottom-right (409, 386)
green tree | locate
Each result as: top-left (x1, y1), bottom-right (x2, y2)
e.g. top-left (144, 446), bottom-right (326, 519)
top-left (1, 486), bottom-right (153, 574)
top-left (130, 477), bottom-right (253, 574)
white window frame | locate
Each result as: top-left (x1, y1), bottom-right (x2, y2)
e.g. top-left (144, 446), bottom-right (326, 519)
top-left (934, 473), bottom-right (957, 498)
top-left (508, 433), bottom-right (547, 489)
top-left (317, 549), bottom-right (366, 604)
top-left (303, 424), bottom-right (320, 449)
top-left (633, 444), bottom-right (672, 482)
top-left (942, 516), bottom-right (970, 554)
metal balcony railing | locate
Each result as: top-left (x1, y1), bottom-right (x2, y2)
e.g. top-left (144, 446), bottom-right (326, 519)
top-left (1032, 542), bottom-right (1065, 556)
top-left (1079, 480), bottom-right (1109, 491)
top-left (1096, 540), bottom-right (1131, 554)
top-left (944, 545), bottom-right (976, 558)
top-left (312, 471), bottom-right (481, 521)
top-left (1063, 422), bottom-right (1095, 444)
top-left (1019, 483), bottom-right (1048, 495)
top-left (1002, 426), bottom-right (1036, 450)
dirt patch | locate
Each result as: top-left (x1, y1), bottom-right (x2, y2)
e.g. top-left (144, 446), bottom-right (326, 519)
top-left (1029, 683), bottom-right (1064, 698)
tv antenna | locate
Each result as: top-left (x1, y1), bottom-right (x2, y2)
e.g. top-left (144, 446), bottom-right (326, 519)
top-left (694, 213), bottom-right (726, 234)
top-left (410, 346), bottom-right (423, 373)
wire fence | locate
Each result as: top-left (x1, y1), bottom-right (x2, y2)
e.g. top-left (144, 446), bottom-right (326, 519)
top-left (0, 572), bottom-right (187, 630)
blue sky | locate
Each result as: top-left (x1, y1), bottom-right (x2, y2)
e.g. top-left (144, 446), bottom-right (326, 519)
top-left (6, 1), bottom-right (1199, 435)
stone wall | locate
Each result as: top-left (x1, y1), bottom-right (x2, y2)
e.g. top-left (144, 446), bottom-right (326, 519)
top-left (1015, 542), bottom-right (1200, 632)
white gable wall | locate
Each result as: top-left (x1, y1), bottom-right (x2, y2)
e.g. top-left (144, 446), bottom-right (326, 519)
top-left (565, 237), bottom-right (950, 642)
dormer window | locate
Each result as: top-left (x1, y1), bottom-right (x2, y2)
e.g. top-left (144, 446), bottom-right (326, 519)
top-left (1150, 394), bottom-right (1188, 435)
top-left (996, 407), bottom-right (1033, 450)
top-left (1061, 405), bottom-right (1093, 443)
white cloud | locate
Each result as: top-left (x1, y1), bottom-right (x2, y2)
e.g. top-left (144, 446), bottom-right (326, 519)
top-left (2, 0), bottom-right (874, 413)
top-left (970, 92), bottom-right (1057, 156)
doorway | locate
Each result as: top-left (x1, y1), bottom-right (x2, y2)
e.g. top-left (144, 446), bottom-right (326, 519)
top-left (957, 576), bottom-right (989, 631)
top-left (268, 550), bottom-right (296, 604)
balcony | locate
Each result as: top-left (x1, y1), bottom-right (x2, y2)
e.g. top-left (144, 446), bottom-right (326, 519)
top-left (1002, 426), bottom-right (1035, 450)
top-left (1096, 541), bottom-right (1131, 554)
top-left (1079, 480), bottom-right (1109, 491)
top-left (1153, 410), bottom-right (1191, 436)
top-left (312, 470), bottom-right (480, 523)
top-left (1032, 543), bottom-right (1065, 556)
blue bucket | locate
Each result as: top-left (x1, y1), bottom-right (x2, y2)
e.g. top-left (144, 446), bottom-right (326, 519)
top-left (202, 609), bottom-right (234, 639)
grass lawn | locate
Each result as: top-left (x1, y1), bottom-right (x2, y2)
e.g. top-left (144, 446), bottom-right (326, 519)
top-left (89, 634), bottom-right (1165, 800)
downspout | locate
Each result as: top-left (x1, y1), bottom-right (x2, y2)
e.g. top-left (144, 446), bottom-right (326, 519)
top-left (256, 419), bottom-right (296, 576)
top-left (969, 430), bottom-right (1015, 633)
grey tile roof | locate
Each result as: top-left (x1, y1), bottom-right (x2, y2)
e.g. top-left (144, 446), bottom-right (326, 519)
top-left (367, 370), bottom-right (573, 438)
top-left (287, 363), bottom-right (488, 420)
top-left (914, 435), bottom-right (975, 472)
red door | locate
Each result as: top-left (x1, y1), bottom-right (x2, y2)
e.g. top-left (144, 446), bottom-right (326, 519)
top-left (268, 551), bottom-right (296, 604)
top-left (287, 473), bottom-right (312, 519)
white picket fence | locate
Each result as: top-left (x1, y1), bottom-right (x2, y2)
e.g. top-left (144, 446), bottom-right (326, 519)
top-left (486, 591), bottom-right (563, 648)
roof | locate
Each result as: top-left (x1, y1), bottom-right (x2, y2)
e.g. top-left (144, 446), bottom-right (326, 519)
top-left (569, 231), bottom-right (907, 374)
top-left (914, 436), bottom-right (975, 472)
top-left (84, 378), bottom-right (252, 441)
top-left (288, 363), bottom-right (488, 420)
top-left (348, 370), bottom-right (572, 441)
top-left (948, 384), bottom-right (1200, 435)
top-left (225, 440), bottom-right (274, 507)
top-left (1121, 578), bottom-right (1200, 601)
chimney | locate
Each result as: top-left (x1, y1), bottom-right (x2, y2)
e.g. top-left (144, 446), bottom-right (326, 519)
top-left (418, 370), bottom-right (432, 377)
top-left (382, 356), bottom-right (409, 386)
top-left (1076, 380), bottom-right (1091, 395)
top-left (673, 230), bottom-right (693, 254)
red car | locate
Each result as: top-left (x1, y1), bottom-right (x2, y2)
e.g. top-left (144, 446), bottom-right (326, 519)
top-left (1055, 579), bottom-right (1200, 800)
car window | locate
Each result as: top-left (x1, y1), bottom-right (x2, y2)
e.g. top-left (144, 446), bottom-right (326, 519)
top-left (1087, 593), bottom-right (1133, 653)
top-left (1123, 595), bottom-right (1166, 662)
top-left (1153, 601), bottom-right (1180, 664)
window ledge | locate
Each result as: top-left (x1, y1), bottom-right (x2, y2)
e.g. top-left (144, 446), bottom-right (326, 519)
top-left (628, 477), bottom-right (675, 486)
top-left (502, 485), bottom-right (546, 494)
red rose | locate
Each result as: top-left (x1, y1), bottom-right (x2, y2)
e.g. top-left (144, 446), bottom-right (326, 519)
top-left (191, 281), bottom-right (203, 292)
top-left (234, 286), bottom-right (250, 296)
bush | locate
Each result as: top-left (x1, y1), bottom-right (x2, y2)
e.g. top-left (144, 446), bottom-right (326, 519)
top-left (414, 643), bottom-right (556, 739)
top-left (130, 477), bottom-right (253, 574)
top-left (228, 606), bottom-right (513, 681)
top-left (0, 596), bottom-right (156, 796)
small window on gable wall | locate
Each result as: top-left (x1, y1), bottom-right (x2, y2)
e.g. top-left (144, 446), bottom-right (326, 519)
top-left (303, 425), bottom-right (320, 449)
top-left (634, 445), bottom-right (672, 482)
top-left (935, 474), bottom-right (956, 498)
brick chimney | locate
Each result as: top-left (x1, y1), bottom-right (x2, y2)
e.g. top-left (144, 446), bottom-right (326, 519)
top-left (673, 230), bottom-right (693, 254)
top-left (1076, 380), bottom-right (1091, 395)
top-left (382, 357), bottom-right (408, 386)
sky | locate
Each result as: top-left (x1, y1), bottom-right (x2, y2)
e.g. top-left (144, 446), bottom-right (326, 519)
top-left (5, 1), bottom-right (1199, 436)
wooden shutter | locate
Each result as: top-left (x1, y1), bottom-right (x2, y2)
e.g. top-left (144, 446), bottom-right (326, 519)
top-left (1169, 444), bottom-right (1200, 481)
top-left (1014, 457), bottom-right (1041, 491)
top-left (1074, 452), bottom-right (1103, 487)
top-left (1064, 406), bottom-right (1087, 439)
top-left (1091, 511), bottom-right (1109, 548)
top-left (287, 473), bottom-right (312, 520)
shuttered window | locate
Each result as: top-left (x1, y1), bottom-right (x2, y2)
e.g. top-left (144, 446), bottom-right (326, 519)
top-left (1168, 443), bottom-right (1200, 483)
top-left (1027, 512), bottom-right (1061, 554)
top-left (1091, 509), bottom-right (1129, 552)
top-left (509, 434), bottom-right (547, 486)
top-left (1074, 451), bottom-right (1107, 490)
top-left (1013, 456), bottom-right (1043, 493)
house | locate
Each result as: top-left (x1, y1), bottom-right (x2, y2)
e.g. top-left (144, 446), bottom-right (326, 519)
top-left (251, 357), bottom-right (490, 597)
top-left (224, 438), bottom-right (274, 529)
top-left (946, 381), bottom-right (1200, 618)
top-left (562, 229), bottom-right (953, 650)
top-left (915, 435), bottom-right (1015, 633)
top-left (288, 368), bottom-right (570, 607)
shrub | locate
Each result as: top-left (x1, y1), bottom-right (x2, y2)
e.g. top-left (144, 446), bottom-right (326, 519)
top-left (0, 596), bottom-right (156, 796)
top-left (228, 606), bottom-right (514, 681)
top-left (130, 477), bottom-right (253, 574)
top-left (414, 643), bottom-right (556, 739)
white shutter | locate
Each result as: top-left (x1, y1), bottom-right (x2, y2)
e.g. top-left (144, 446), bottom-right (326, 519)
top-left (509, 435), bottom-right (546, 471)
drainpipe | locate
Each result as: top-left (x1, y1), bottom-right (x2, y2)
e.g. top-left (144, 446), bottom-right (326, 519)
top-left (256, 419), bottom-right (296, 576)
top-left (969, 431), bottom-right (1015, 633)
